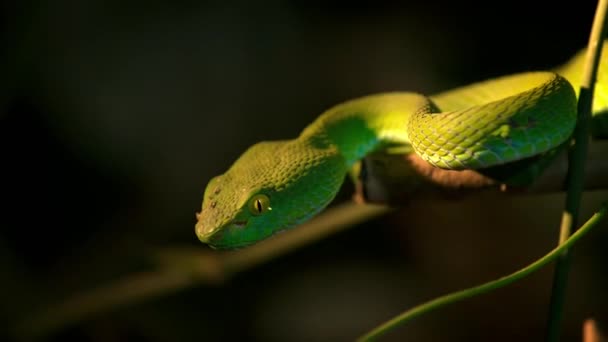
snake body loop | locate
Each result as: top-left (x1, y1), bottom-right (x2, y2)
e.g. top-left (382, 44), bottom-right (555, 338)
top-left (196, 43), bottom-right (608, 249)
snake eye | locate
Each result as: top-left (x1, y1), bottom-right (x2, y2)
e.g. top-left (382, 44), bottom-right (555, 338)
top-left (248, 194), bottom-right (271, 215)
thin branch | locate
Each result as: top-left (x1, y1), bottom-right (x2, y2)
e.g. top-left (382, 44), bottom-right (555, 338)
top-left (14, 202), bottom-right (391, 340)
top-left (356, 141), bottom-right (608, 204)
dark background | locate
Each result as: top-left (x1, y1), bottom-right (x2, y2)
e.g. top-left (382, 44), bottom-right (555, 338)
top-left (2, 1), bottom-right (608, 341)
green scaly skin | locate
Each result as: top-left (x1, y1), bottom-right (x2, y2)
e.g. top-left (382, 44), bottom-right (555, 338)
top-left (196, 43), bottom-right (608, 249)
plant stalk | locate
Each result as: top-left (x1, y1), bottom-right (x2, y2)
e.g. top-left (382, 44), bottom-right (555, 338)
top-left (545, 1), bottom-right (608, 340)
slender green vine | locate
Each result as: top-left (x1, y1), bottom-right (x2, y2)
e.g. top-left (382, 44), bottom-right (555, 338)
top-left (358, 202), bottom-right (607, 341)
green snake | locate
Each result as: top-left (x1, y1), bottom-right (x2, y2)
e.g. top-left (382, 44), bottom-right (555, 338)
top-left (196, 43), bottom-right (608, 249)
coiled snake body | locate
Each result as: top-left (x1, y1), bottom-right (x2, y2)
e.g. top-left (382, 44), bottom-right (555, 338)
top-left (196, 44), bottom-right (608, 249)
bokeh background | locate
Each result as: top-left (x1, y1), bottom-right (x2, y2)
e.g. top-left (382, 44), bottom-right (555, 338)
top-left (2, 1), bottom-right (608, 341)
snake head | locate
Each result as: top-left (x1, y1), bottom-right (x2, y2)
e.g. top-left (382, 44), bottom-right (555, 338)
top-left (195, 141), bottom-right (346, 249)
top-left (195, 173), bottom-right (277, 249)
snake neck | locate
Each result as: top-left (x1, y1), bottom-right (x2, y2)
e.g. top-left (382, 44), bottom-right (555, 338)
top-left (298, 92), bottom-right (432, 167)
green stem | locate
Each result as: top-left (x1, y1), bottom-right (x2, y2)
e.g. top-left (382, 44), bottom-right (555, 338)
top-left (545, 1), bottom-right (608, 340)
top-left (358, 203), bottom-right (607, 342)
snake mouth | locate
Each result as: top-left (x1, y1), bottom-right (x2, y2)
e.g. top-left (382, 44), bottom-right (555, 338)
top-left (203, 219), bottom-right (253, 250)
top-left (231, 220), bottom-right (248, 228)
top-left (196, 218), bottom-right (250, 248)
